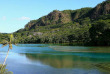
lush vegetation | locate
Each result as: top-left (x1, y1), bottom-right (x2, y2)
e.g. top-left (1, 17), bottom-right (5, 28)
top-left (0, 0), bottom-right (110, 46)
top-left (0, 34), bottom-right (14, 74)
top-left (13, 21), bottom-right (91, 44)
top-left (0, 64), bottom-right (13, 74)
top-left (89, 15), bottom-right (110, 46)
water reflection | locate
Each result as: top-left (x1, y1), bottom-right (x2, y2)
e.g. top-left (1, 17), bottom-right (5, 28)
top-left (24, 53), bottom-right (110, 70)
top-left (49, 46), bottom-right (110, 53)
top-left (1, 44), bottom-right (110, 74)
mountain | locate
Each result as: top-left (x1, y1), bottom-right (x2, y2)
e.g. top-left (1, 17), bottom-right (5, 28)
top-left (1, 0), bottom-right (110, 45)
top-left (24, 10), bottom-right (73, 30)
top-left (21, 8), bottom-right (92, 31)
top-left (18, 0), bottom-right (110, 32)
top-left (88, 0), bottom-right (110, 19)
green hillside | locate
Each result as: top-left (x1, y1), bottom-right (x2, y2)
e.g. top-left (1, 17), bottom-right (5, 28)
top-left (1, 0), bottom-right (110, 46)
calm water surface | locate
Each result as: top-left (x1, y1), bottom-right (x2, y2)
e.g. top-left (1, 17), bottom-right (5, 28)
top-left (0, 44), bottom-right (110, 74)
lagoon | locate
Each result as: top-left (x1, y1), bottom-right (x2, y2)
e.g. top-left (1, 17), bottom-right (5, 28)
top-left (0, 44), bottom-right (110, 74)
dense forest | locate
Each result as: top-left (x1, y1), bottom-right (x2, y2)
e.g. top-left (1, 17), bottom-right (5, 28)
top-left (0, 0), bottom-right (110, 46)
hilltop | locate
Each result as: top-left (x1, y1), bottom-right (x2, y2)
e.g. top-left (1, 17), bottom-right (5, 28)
top-left (1, 0), bottom-right (110, 46)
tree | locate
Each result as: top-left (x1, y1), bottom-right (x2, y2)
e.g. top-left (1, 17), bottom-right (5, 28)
top-left (0, 34), bottom-right (15, 73)
top-left (89, 20), bottom-right (110, 45)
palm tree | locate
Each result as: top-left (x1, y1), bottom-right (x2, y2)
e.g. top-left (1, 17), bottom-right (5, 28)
top-left (0, 34), bottom-right (14, 72)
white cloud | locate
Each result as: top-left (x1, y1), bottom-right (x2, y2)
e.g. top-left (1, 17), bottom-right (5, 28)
top-left (2, 16), bottom-right (6, 20)
top-left (18, 16), bottom-right (30, 20)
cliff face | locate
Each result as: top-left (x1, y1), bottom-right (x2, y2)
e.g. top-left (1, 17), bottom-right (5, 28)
top-left (22, 0), bottom-right (110, 31)
top-left (44, 10), bottom-right (72, 25)
top-left (25, 10), bottom-right (73, 30)
top-left (89, 1), bottom-right (110, 19)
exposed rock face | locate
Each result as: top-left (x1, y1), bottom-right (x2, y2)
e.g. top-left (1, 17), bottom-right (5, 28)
top-left (36, 10), bottom-right (72, 26)
top-left (23, 0), bottom-right (110, 30)
top-left (89, 1), bottom-right (110, 19)
top-left (25, 10), bottom-right (72, 30)
top-left (45, 10), bottom-right (72, 25)
top-left (25, 20), bottom-right (38, 30)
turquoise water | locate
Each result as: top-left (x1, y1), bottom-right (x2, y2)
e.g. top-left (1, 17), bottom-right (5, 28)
top-left (0, 44), bottom-right (110, 74)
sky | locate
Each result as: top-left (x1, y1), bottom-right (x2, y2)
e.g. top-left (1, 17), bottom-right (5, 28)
top-left (0, 0), bottom-right (105, 33)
